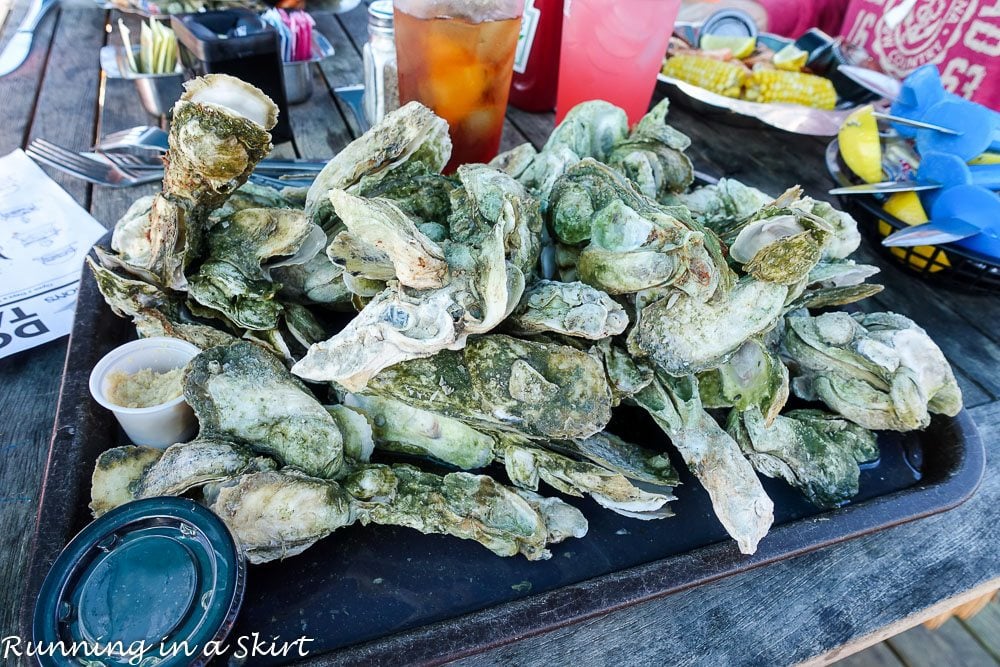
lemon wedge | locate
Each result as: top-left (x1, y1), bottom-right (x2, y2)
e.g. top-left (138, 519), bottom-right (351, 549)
top-left (969, 152), bottom-right (1000, 165)
top-left (773, 43), bottom-right (808, 71)
top-left (879, 191), bottom-right (950, 272)
top-left (838, 105), bottom-right (883, 184)
top-left (699, 34), bottom-right (757, 59)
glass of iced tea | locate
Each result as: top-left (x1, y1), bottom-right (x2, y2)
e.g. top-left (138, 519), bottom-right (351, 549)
top-left (394, 0), bottom-right (525, 172)
top-left (555, 0), bottom-right (681, 124)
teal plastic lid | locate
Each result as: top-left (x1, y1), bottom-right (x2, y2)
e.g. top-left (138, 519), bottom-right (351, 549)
top-left (33, 498), bottom-right (245, 666)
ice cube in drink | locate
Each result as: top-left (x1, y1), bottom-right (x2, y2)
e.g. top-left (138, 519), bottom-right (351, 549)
top-left (395, 4), bottom-right (523, 172)
top-left (556, 0), bottom-right (680, 124)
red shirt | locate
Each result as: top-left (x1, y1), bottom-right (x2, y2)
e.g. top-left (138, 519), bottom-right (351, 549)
top-left (758, 0), bottom-right (1000, 110)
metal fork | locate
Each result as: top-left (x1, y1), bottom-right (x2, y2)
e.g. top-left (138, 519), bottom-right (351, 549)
top-left (98, 152), bottom-right (323, 180)
top-left (26, 139), bottom-right (162, 187)
top-left (95, 126), bottom-right (170, 153)
top-left (30, 139), bottom-right (314, 189)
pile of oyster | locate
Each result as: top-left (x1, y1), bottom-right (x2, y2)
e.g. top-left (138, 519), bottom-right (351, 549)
top-left (88, 74), bottom-right (963, 562)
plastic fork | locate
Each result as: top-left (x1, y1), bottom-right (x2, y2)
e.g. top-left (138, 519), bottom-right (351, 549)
top-left (26, 139), bottom-right (162, 187)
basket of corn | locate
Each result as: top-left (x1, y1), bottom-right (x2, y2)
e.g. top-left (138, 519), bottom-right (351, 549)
top-left (658, 32), bottom-right (862, 136)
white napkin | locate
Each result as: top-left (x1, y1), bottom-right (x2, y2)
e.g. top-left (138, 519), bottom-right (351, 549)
top-left (0, 149), bottom-right (108, 359)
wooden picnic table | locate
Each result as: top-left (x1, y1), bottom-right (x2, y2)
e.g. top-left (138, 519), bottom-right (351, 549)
top-left (0, 0), bottom-right (997, 664)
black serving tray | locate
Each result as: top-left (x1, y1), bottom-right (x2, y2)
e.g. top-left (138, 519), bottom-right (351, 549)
top-left (21, 235), bottom-right (985, 666)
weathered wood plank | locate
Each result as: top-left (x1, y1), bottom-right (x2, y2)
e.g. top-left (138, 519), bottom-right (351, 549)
top-left (23, 0), bottom-right (106, 207)
top-left (335, 2), bottom-right (366, 51)
top-left (505, 106), bottom-right (555, 148)
top-left (286, 64), bottom-right (354, 158)
top-left (88, 12), bottom-right (161, 228)
top-left (456, 400), bottom-right (1000, 666)
top-left (886, 617), bottom-right (997, 667)
top-left (0, 341), bottom-right (67, 645)
top-left (946, 369), bottom-right (993, 410)
top-left (0, 0), bottom-right (58, 153)
top-left (831, 642), bottom-right (906, 667)
top-left (961, 602), bottom-right (1000, 662)
top-left (0, 0), bottom-right (104, 644)
top-left (925, 290), bottom-right (1000, 347)
top-left (312, 12), bottom-right (365, 139)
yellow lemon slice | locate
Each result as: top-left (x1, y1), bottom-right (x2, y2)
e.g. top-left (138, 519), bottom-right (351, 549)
top-left (969, 152), bottom-right (1000, 165)
top-left (878, 191), bottom-right (951, 272)
top-left (838, 105), bottom-right (883, 184)
top-left (699, 34), bottom-right (757, 59)
top-left (773, 44), bottom-right (808, 71)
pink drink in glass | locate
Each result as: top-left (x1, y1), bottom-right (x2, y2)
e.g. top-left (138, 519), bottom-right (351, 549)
top-left (555, 0), bottom-right (681, 124)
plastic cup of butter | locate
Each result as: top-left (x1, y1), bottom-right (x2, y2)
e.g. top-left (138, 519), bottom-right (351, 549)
top-left (89, 337), bottom-right (201, 448)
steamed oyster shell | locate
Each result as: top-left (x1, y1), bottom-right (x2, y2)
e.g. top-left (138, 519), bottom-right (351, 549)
top-left (185, 341), bottom-right (345, 477)
top-left (729, 407), bottom-right (879, 508)
top-left (783, 311), bottom-right (963, 431)
top-left (633, 373), bottom-right (774, 554)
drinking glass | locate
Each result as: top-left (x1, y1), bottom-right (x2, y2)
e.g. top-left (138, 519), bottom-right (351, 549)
top-left (394, 0), bottom-right (525, 172)
top-left (555, 0), bottom-right (681, 124)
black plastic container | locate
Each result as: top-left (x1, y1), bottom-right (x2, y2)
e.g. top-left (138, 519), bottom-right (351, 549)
top-left (172, 9), bottom-right (292, 141)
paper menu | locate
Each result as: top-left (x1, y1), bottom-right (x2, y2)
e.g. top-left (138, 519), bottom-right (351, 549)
top-left (0, 149), bottom-right (109, 359)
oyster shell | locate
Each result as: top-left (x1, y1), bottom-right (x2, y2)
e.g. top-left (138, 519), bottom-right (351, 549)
top-left (293, 166), bottom-right (535, 391)
top-left (729, 407), bottom-right (879, 508)
top-left (188, 208), bottom-right (321, 330)
top-left (680, 178), bottom-right (771, 230)
top-left (607, 99), bottom-right (694, 200)
top-left (325, 405), bottom-right (375, 462)
top-left (342, 392), bottom-right (496, 469)
top-left (628, 277), bottom-right (788, 376)
top-left (552, 431), bottom-right (680, 488)
top-left (167, 74), bottom-right (277, 206)
top-left (698, 337), bottom-right (789, 425)
top-left (633, 373), bottom-right (774, 554)
top-left (104, 75), bottom-right (277, 290)
top-left (548, 160), bottom-right (724, 298)
top-left (136, 438), bottom-right (274, 499)
top-left (593, 339), bottom-right (654, 405)
top-left (185, 341), bottom-right (345, 477)
top-left (87, 256), bottom-right (237, 349)
top-left (501, 440), bottom-right (675, 519)
top-left (326, 190), bottom-right (448, 290)
top-left (361, 334), bottom-right (613, 440)
top-left (272, 227), bottom-right (353, 308)
top-left (90, 446), bottom-right (162, 517)
top-left (343, 463), bottom-right (586, 560)
top-left (785, 260), bottom-right (883, 311)
top-left (544, 100), bottom-right (628, 163)
top-left (507, 280), bottom-right (628, 339)
top-left (305, 102), bottom-right (451, 227)
top-left (206, 470), bottom-right (354, 563)
top-left (783, 311), bottom-right (963, 431)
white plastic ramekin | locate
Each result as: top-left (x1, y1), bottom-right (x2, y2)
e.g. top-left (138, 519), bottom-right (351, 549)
top-left (89, 337), bottom-right (201, 448)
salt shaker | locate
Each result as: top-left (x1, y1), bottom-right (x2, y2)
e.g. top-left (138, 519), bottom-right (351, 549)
top-left (363, 0), bottom-right (399, 126)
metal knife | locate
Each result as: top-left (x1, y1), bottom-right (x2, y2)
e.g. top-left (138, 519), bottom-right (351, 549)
top-left (334, 84), bottom-right (370, 133)
top-left (838, 65), bottom-right (901, 102)
top-left (0, 0), bottom-right (58, 78)
top-left (829, 180), bottom-right (942, 195)
top-left (881, 218), bottom-right (982, 247)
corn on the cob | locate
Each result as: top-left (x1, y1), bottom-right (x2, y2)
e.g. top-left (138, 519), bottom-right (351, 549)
top-left (661, 55), bottom-right (747, 98)
top-left (744, 68), bottom-right (838, 110)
